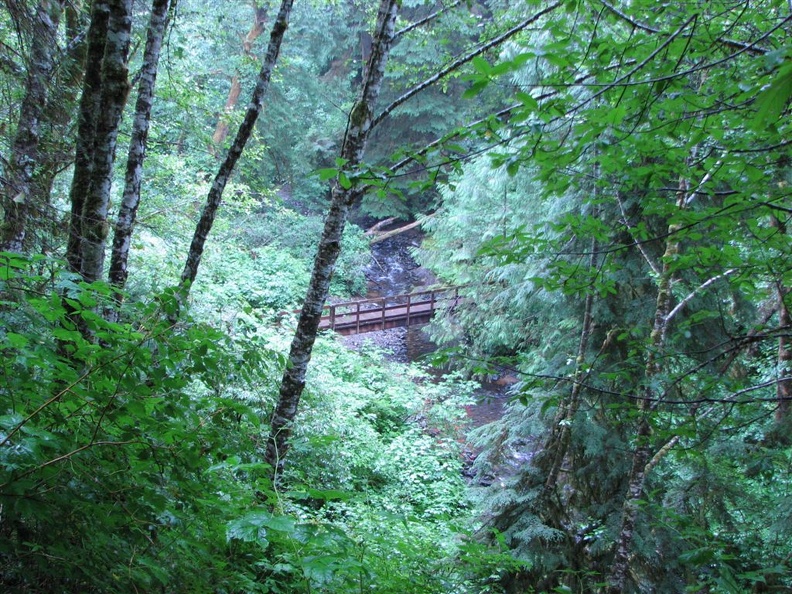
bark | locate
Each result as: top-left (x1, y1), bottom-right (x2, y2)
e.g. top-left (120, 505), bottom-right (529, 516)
top-left (263, 0), bottom-right (400, 480)
top-left (608, 181), bottom-right (684, 594)
top-left (107, 0), bottom-right (174, 311)
top-left (0, 1), bottom-right (63, 253)
top-left (65, 0), bottom-right (111, 274)
top-left (772, 215), bottom-right (791, 426)
top-left (180, 0), bottom-right (294, 287)
top-left (211, 76), bottom-right (242, 146)
top-left (15, 2), bottom-right (89, 256)
top-left (775, 273), bottom-right (791, 425)
top-left (367, 214), bottom-right (434, 244)
top-left (78, 0), bottom-right (133, 283)
top-left (364, 217), bottom-right (396, 235)
top-left (211, 3), bottom-right (268, 148)
top-left (541, 237), bottom-right (597, 499)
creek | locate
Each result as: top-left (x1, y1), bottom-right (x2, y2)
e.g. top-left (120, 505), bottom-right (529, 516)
top-left (355, 226), bottom-right (509, 430)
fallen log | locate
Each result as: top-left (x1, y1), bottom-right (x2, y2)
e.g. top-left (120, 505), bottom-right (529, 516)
top-left (364, 217), bottom-right (397, 236)
top-left (367, 213), bottom-right (435, 244)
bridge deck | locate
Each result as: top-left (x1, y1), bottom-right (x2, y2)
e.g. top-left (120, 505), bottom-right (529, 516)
top-left (318, 287), bottom-right (459, 335)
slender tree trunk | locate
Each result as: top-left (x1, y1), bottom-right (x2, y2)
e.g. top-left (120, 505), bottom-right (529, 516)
top-left (776, 293), bottom-right (791, 423)
top-left (211, 3), bottom-right (268, 148)
top-left (608, 182), bottom-right (684, 594)
top-left (0, 1), bottom-right (63, 253)
top-left (212, 76), bottom-right (242, 146)
top-left (32, 2), bottom-right (88, 254)
top-left (263, 0), bottom-right (400, 480)
top-left (770, 215), bottom-right (791, 426)
top-left (78, 0), bottom-right (132, 283)
top-left (542, 236), bottom-right (597, 499)
top-left (180, 0), bottom-right (295, 288)
top-left (107, 0), bottom-right (174, 312)
top-left (65, 0), bottom-right (111, 274)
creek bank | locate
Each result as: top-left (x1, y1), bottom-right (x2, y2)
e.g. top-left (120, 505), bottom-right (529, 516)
top-left (340, 226), bottom-right (428, 362)
top-left (340, 223), bottom-right (514, 436)
top-left (338, 221), bottom-right (536, 487)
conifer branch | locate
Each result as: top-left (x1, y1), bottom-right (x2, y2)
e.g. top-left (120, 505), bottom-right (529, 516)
top-left (394, 0), bottom-right (462, 40)
top-left (371, 1), bottom-right (563, 130)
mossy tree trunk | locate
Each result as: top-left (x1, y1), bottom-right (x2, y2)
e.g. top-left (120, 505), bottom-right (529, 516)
top-left (107, 0), bottom-right (175, 315)
top-left (0, 1), bottom-right (64, 253)
top-left (264, 0), bottom-right (400, 480)
top-left (65, 0), bottom-right (132, 282)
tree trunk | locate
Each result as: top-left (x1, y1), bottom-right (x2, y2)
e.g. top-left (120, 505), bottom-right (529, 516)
top-left (0, 1), bottom-right (63, 253)
top-left (211, 76), bottom-right (242, 146)
top-left (263, 0), bottom-right (400, 480)
top-left (65, 0), bottom-right (111, 275)
top-left (367, 214), bottom-right (433, 244)
top-left (107, 0), bottom-right (174, 312)
top-left (32, 2), bottom-right (88, 254)
top-left (776, 292), bottom-right (791, 424)
top-left (772, 215), bottom-right (791, 427)
top-left (211, 3), bottom-right (268, 148)
top-left (608, 182), bottom-right (684, 593)
top-left (541, 237), bottom-right (597, 499)
top-left (180, 0), bottom-right (294, 288)
top-left (77, 0), bottom-right (132, 283)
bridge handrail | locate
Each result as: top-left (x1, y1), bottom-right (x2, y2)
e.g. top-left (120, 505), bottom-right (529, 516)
top-left (320, 286), bottom-right (461, 331)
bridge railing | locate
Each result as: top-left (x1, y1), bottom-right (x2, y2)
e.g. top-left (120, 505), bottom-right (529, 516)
top-left (320, 286), bottom-right (460, 333)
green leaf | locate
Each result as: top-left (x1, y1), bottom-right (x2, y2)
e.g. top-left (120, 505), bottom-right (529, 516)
top-left (471, 56), bottom-right (491, 75)
top-left (337, 171), bottom-right (352, 189)
top-left (4, 332), bottom-right (29, 349)
top-left (316, 168), bottom-right (338, 180)
top-left (462, 79), bottom-right (490, 99)
top-left (751, 60), bottom-right (792, 129)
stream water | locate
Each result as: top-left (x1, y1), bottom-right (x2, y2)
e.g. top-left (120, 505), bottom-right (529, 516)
top-left (355, 227), bottom-right (510, 430)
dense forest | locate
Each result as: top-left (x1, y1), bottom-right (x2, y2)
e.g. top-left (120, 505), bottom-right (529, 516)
top-left (1, 0), bottom-right (790, 592)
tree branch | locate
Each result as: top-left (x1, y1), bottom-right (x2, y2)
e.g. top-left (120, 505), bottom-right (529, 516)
top-left (665, 268), bottom-right (737, 325)
top-left (371, 1), bottom-right (563, 130)
top-left (599, 0), bottom-right (770, 56)
top-left (394, 0), bottom-right (462, 40)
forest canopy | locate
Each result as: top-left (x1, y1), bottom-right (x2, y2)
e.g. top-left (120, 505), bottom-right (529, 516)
top-left (1, 0), bottom-right (790, 593)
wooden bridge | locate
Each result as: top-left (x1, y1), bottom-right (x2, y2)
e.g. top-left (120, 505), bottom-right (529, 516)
top-left (319, 286), bottom-right (460, 335)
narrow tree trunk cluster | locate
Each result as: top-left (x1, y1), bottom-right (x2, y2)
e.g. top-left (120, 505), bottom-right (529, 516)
top-left (108, 0), bottom-right (174, 313)
top-left (608, 179), bottom-right (686, 593)
top-left (65, 0), bottom-right (133, 282)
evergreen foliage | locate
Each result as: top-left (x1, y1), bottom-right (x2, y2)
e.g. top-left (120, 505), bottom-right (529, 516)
top-left (418, 1), bottom-right (792, 591)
